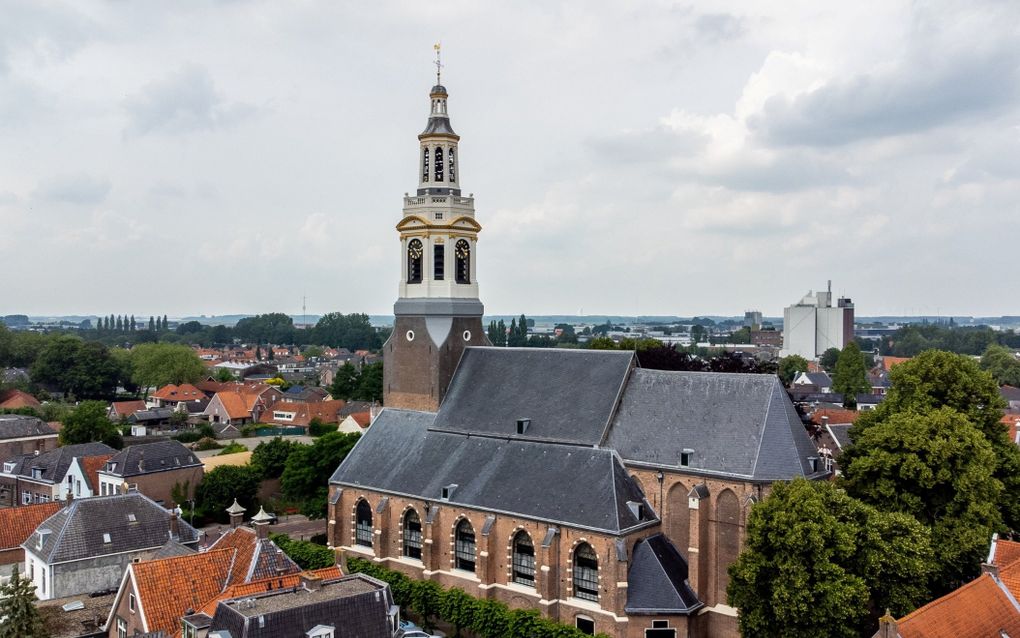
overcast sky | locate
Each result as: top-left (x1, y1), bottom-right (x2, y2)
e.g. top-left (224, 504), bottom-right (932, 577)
top-left (2, 1), bottom-right (1018, 318)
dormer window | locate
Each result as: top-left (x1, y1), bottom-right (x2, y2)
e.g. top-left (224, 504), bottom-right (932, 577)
top-left (31, 468), bottom-right (42, 479)
top-left (680, 449), bottom-right (694, 467)
top-left (2, 462), bottom-right (14, 473)
top-left (306, 626), bottom-right (334, 638)
top-left (441, 484), bottom-right (458, 501)
top-left (103, 533), bottom-right (111, 543)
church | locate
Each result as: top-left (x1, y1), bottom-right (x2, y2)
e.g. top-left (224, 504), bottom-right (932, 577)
top-left (327, 62), bottom-right (827, 638)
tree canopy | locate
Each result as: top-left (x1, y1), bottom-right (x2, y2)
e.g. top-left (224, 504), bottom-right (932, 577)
top-left (833, 342), bottom-right (870, 406)
top-left (130, 342), bottom-right (206, 390)
top-left (195, 465), bottom-right (262, 523)
top-left (312, 313), bottom-right (380, 350)
top-left (778, 354), bottom-right (809, 385)
top-left (819, 347), bottom-right (841, 371)
top-left (281, 431), bottom-right (360, 518)
top-left (59, 400), bottom-right (123, 449)
top-left (31, 335), bottom-right (120, 399)
top-left (0, 565), bottom-right (46, 638)
top-left (728, 479), bottom-right (933, 638)
top-left (980, 344), bottom-right (1020, 387)
top-left (234, 313), bottom-right (296, 345)
top-left (250, 437), bottom-right (300, 479)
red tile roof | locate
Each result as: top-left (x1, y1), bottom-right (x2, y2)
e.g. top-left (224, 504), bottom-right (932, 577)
top-left (897, 573), bottom-right (1020, 637)
top-left (131, 549), bottom-right (235, 636)
top-left (991, 538), bottom-right (1020, 570)
top-left (195, 567), bottom-right (343, 618)
top-left (809, 408), bottom-right (859, 426)
top-left (0, 389), bottom-right (41, 409)
top-left (883, 356), bottom-right (911, 371)
top-left (151, 383), bottom-right (205, 402)
top-left (350, 411), bottom-right (372, 428)
top-left (109, 400), bottom-right (146, 417)
top-left (0, 501), bottom-right (60, 550)
top-left (79, 454), bottom-right (114, 493)
top-left (261, 400), bottom-right (346, 427)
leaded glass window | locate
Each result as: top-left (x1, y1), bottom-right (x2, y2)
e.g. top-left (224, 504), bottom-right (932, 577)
top-left (573, 543), bottom-right (599, 601)
top-left (512, 531), bottom-right (535, 586)
top-left (403, 510), bottom-right (422, 559)
top-left (355, 500), bottom-right (373, 547)
top-left (455, 519), bottom-right (475, 572)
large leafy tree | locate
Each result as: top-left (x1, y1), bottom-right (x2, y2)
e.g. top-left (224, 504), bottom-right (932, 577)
top-left (312, 312), bottom-right (379, 350)
top-left (980, 344), bottom-right (1020, 387)
top-left (841, 408), bottom-right (1002, 589)
top-left (0, 566), bottom-right (46, 638)
top-left (281, 431), bottom-right (360, 518)
top-left (819, 347), bottom-right (842, 371)
top-left (250, 437), bottom-right (300, 479)
top-left (353, 362), bottom-right (384, 402)
top-left (195, 465), bottom-right (262, 523)
top-left (130, 343), bottom-right (206, 390)
top-left (832, 342), bottom-right (870, 406)
top-left (59, 400), bottom-right (123, 449)
top-left (329, 362), bottom-right (360, 400)
top-left (778, 354), bottom-right (810, 385)
top-left (32, 336), bottom-right (119, 399)
top-left (234, 312), bottom-right (295, 345)
top-left (728, 479), bottom-right (933, 638)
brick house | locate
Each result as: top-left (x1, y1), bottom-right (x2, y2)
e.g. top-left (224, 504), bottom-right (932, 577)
top-left (0, 388), bottom-right (42, 409)
top-left (148, 383), bottom-right (207, 409)
top-left (0, 414), bottom-right (59, 469)
top-left (22, 492), bottom-right (200, 600)
top-left (329, 348), bottom-right (826, 638)
top-left (96, 440), bottom-right (204, 505)
top-left (203, 385), bottom-right (283, 426)
top-left (107, 400), bottom-right (147, 421)
top-left (0, 442), bottom-right (115, 508)
top-left (260, 399), bottom-right (347, 431)
top-left (65, 453), bottom-right (114, 500)
top-left (0, 501), bottom-right (60, 573)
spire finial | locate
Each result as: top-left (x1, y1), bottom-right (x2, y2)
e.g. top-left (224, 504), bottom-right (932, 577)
top-left (433, 42), bottom-right (443, 84)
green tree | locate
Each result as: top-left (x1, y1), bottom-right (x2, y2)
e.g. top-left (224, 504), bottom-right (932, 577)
top-left (130, 343), bottom-right (206, 390)
top-left (303, 345), bottom-right (324, 358)
top-left (440, 587), bottom-right (477, 637)
top-left (32, 336), bottom-right (119, 399)
top-left (250, 437), bottom-right (299, 479)
top-left (312, 312), bottom-right (379, 350)
top-left (841, 407), bottom-right (1002, 590)
top-left (981, 344), bottom-right (1020, 387)
top-left (195, 465), bottom-right (262, 523)
top-left (470, 598), bottom-right (511, 638)
top-left (832, 342), bottom-right (870, 407)
top-left (269, 533), bottom-right (335, 569)
top-left (235, 312), bottom-right (295, 344)
top-left (819, 347), bottom-right (841, 371)
top-left (116, 315), bottom-right (123, 331)
top-left (0, 565), bottom-right (46, 638)
top-left (60, 400), bottom-right (123, 448)
top-left (690, 324), bottom-right (708, 343)
top-left (329, 363), bottom-right (359, 400)
top-left (149, 316), bottom-right (156, 332)
top-left (353, 362), bottom-right (383, 402)
top-left (162, 314), bottom-right (169, 331)
top-left (410, 580), bottom-right (444, 631)
top-left (728, 479), bottom-right (933, 638)
top-left (281, 431), bottom-right (360, 518)
top-left (777, 354), bottom-right (810, 385)
top-left (587, 336), bottom-right (617, 350)
top-left (214, 367), bottom-right (235, 382)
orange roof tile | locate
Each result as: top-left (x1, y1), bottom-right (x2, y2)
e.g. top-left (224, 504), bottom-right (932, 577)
top-left (0, 389), bottom-right (41, 409)
top-left (131, 549), bottom-right (235, 636)
top-left (897, 573), bottom-right (1020, 638)
top-left (79, 454), bottom-right (114, 493)
top-left (262, 400), bottom-right (346, 427)
top-left (0, 501), bottom-right (60, 550)
top-left (350, 411), bottom-right (372, 428)
top-left (195, 567), bottom-right (343, 618)
top-left (810, 408), bottom-right (859, 426)
top-left (992, 538), bottom-right (1020, 569)
top-left (151, 383), bottom-right (205, 401)
top-left (110, 400), bottom-right (147, 417)
top-left (883, 356), bottom-right (911, 371)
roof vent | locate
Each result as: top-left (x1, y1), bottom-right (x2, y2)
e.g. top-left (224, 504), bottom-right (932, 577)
top-left (808, 456), bottom-right (819, 472)
top-left (441, 484), bottom-right (458, 501)
top-left (516, 418), bottom-right (531, 435)
top-left (626, 501), bottom-right (644, 520)
top-left (102, 533), bottom-right (111, 543)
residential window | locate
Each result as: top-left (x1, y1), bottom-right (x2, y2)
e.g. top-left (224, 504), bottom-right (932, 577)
top-left (2, 462), bottom-right (14, 473)
top-left (355, 500), bottom-right (373, 547)
top-left (129, 593), bottom-right (135, 612)
top-left (454, 519), bottom-right (476, 572)
top-left (40, 569), bottom-right (46, 595)
top-left (116, 617), bottom-right (127, 638)
top-left (75, 480), bottom-right (81, 496)
top-left (37, 494), bottom-right (48, 503)
top-left (511, 531), bottom-right (535, 586)
top-left (402, 510), bottom-right (422, 560)
top-left (573, 543), bottom-right (599, 602)
top-left (182, 621), bottom-right (197, 638)
top-left (22, 491), bottom-right (31, 505)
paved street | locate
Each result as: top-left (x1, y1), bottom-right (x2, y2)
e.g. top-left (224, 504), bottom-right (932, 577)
top-left (194, 434), bottom-right (315, 459)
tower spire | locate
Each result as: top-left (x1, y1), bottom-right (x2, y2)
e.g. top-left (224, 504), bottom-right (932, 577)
top-left (433, 42), bottom-right (443, 85)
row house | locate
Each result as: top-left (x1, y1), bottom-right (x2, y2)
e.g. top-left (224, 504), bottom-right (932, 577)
top-left (0, 442), bottom-right (115, 507)
top-left (330, 348), bottom-right (825, 638)
top-left (97, 440), bottom-right (204, 505)
top-left (0, 501), bottom-right (60, 574)
top-left (260, 399), bottom-right (347, 432)
top-left (0, 414), bottom-right (58, 466)
top-left (203, 385), bottom-right (284, 426)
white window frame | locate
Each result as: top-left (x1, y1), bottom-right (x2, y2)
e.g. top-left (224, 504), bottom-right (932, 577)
top-left (22, 491), bottom-right (31, 505)
top-left (116, 617), bottom-right (127, 638)
top-left (129, 592), bottom-right (136, 612)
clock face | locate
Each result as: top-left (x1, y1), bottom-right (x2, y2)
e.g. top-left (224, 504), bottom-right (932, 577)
top-left (408, 240), bottom-right (424, 259)
top-left (455, 242), bottom-right (469, 258)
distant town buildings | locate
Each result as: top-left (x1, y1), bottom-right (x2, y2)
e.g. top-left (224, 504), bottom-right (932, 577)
top-left (781, 281), bottom-right (855, 360)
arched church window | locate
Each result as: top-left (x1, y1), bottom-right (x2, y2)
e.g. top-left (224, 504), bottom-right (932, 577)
top-left (422, 148), bottom-right (429, 183)
top-left (512, 530), bottom-right (535, 586)
top-left (448, 148), bottom-right (456, 182)
top-left (434, 147), bottom-right (444, 182)
top-left (454, 519), bottom-right (476, 572)
top-left (573, 543), bottom-right (599, 601)
top-left (402, 509), bottom-right (422, 559)
top-left (455, 240), bottom-right (470, 284)
top-left (407, 240), bottom-right (424, 284)
top-left (355, 500), bottom-right (373, 547)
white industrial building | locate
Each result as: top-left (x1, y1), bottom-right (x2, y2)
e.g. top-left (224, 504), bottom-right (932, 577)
top-left (781, 282), bottom-right (855, 360)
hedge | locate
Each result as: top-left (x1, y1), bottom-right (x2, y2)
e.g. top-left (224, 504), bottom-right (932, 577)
top-left (346, 557), bottom-right (612, 638)
top-left (270, 533), bottom-right (335, 570)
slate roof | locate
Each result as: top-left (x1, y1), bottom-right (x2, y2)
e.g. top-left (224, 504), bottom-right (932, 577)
top-left (0, 501), bottom-right (60, 551)
top-left (331, 409), bottom-right (656, 534)
top-left (826, 424), bottom-right (853, 451)
top-left (4, 442), bottom-right (115, 482)
top-left (0, 414), bottom-right (57, 441)
top-left (150, 538), bottom-right (197, 559)
top-left (24, 492), bottom-right (199, 564)
top-left (431, 347), bottom-right (634, 445)
top-left (1002, 385), bottom-right (1020, 403)
top-left (607, 370), bottom-right (824, 481)
top-left (208, 574), bottom-right (394, 638)
top-left (128, 407), bottom-right (176, 423)
top-left (101, 440), bottom-right (201, 477)
top-left (625, 534), bottom-right (702, 615)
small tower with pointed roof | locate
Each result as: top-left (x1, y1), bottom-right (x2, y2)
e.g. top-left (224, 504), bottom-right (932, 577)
top-left (384, 46), bottom-right (491, 412)
top-left (226, 498), bottom-right (245, 529)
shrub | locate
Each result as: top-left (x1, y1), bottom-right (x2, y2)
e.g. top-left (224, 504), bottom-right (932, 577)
top-left (194, 437), bottom-right (222, 451)
top-left (217, 442), bottom-right (247, 455)
top-left (269, 533), bottom-right (335, 570)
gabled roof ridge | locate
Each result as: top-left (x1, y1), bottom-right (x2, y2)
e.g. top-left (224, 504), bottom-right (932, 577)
top-left (899, 573), bottom-right (1007, 622)
top-left (750, 379), bottom-right (777, 478)
top-left (44, 500), bottom-right (77, 561)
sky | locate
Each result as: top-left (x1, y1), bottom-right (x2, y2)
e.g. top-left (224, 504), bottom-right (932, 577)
top-left (1, 1), bottom-right (1018, 318)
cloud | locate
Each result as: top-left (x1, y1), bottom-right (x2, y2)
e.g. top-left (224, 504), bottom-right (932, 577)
top-left (694, 13), bottom-right (745, 43)
top-left (34, 174), bottom-right (111, 205)
top-left (123, 64), bottom-right (256, 136)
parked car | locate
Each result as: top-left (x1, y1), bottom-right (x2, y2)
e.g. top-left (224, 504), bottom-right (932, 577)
top-left (399, 620), bottom-right (421, 632)
top-left (403, 632), bottom-right (442, 638)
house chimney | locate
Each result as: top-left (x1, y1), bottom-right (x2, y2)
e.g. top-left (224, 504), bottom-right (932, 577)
top-left (300, 572), bottom-right (323, 592)
top-left (875, 610), bottom-right (898, 638)
top-left (821, 415), bottom-right (829, 427)
top-left (226, 498), bottom-right (246, 529)
top-left (169, 508), bottom-right (180, 541)
top-left (252, 506), bottom-right (273, 540)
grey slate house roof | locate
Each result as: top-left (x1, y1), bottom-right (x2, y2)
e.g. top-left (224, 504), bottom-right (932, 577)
top-left (607, 370), bottom-right (825, 481)
top-left (150, 538), bottom-right (197, 559)
top-left (3, 442), bottom-right (115, 482)
top-left (0, 414), bottom-right (57, 440)
top-left (208, 574), bottom-right (396, 638)
top-left (625, 534), bottom-right (702, 615)
top-left (330, 409), bottom-right (657, 534)
top-left (127, 407), bottom-right (176, 424)
top-left (24, 492), bottom-right (199, 563)
top-left (101, 440), bottom-right (201, 478)
top-left (826, 423), bottom-right (853, 451)
top-left (431, 347), bottom-right (634, 445)
top-left (804, 372), bottom-right (832, 387)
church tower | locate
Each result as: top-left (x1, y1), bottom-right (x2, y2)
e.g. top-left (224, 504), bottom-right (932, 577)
top-left (383, 49), bottom-right (491, 412)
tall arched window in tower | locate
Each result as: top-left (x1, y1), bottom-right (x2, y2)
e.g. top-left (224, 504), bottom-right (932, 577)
top-left (454, 519), bottom-right (476, 572)
top-left (573, 543), bottom-right (599, 601)
top-left (455, 240), bottom-right (470, 284)
top-left (402, 509), bottom-right (422, 559)
top-left (434, 147), bottom-right (444, 182)
top-left (448, 148), bottom-right (456, 182)
top-left (512, 530), bottom-right (536, 586)
top-left (407, 239), bottom-right (424, 284)
top-left (422, 147), bottom-right (429, 183)
top-left (355, 500), bottom-right (373, 547)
